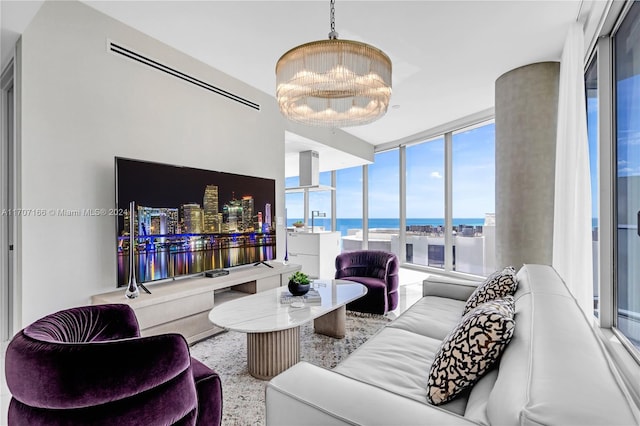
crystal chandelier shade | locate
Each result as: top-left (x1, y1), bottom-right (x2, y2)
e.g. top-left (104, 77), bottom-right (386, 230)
top-left (275, 2), bottom-right (392, 127)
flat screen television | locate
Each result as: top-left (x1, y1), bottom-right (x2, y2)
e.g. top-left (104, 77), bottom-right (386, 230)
top-left (115, 157), bottom-right (276, 287)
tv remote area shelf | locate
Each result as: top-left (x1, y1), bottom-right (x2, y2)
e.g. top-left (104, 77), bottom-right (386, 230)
top-left (92, 262), bottom-right (301, 345)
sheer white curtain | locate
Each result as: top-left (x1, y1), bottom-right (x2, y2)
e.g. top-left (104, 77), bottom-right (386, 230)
top-left (553, 22), bottom-right (593, 316)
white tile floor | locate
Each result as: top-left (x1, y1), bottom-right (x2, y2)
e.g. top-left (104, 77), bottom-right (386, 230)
top-left (0, 267), bottom-right (431, 424)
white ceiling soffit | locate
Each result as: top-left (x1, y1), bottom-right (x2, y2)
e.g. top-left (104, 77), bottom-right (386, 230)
top-left (2, 0), bottom-right (583, 174)
top-left (77, 0), bottom-right (581, 147)
top-left (284, 131), bottom-right (372, 178)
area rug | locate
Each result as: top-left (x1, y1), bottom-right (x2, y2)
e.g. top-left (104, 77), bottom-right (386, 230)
top-left (190, 312), bottom-right (391, 426)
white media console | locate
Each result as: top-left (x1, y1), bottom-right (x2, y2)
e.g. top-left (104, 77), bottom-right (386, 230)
top-left (92, 262), bottom-right (301, 344)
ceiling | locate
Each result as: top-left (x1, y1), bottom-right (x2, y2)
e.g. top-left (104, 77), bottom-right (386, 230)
top-left (1, 0), bottom-right (584, 174)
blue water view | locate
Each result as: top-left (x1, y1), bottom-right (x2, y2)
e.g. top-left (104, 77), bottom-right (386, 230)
top-left (288, 218), bottom-right (486, 237)
top-left (288, 218), bottom-right (600, 237)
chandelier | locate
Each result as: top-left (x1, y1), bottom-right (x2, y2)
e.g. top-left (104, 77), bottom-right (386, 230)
top-left (275, 0), bottom-right (392, 127)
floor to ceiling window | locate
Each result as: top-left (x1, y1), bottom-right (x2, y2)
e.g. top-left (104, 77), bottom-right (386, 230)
top-left (284, 176), bottom-right (303, 227)
top-left (367, 149), bottom-right (400, 256)
top-left (452, 122), bottom-right (496, 275)
top-left (615, 0), bottom-right (640, 350)
top-left (285, 172), bottom-right (332, 230)
top-left (336, 165), bottom-right (364, 251)
top-left (288, 115), bottom-right (496, 279)
top-left (405, 137), bottom-right (445, 268)
top-left (585, 57), bottom-right (599, 318)
top-left (402, 121), bottom-right (496, 276)
top-left (308, 171), bottom-right (332, 231)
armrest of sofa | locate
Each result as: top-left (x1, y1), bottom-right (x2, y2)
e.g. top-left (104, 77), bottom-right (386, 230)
top-left (422, 275), bottom-right (482, 301)
top-left (266, 362), bottom-right (477, 426)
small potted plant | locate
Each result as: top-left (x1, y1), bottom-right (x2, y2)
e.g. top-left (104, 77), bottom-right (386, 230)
top-left (292, 220), bottom-right (304, 229)
top-left (288, 271), bottom-right (311, 296)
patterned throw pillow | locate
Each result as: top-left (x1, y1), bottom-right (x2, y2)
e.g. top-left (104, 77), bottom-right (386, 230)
top-left (427, 296), bottom-right (516, 405)
top-left (462, 266), bottom-right (517, 315)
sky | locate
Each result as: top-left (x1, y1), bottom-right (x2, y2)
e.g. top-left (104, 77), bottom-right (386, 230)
top-left (286, 122), bottom-right (496, 220)
top-left (616, 77), bottom-right (640, 178)
top-left (586, 68), bottom-right (640, 222)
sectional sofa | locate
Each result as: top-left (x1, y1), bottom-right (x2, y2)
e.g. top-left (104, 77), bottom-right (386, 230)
top-left (266, 264), bottom-right (639, 425)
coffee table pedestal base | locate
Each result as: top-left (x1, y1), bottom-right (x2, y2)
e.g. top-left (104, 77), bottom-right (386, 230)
top-left (247, 327), bottom-right (300, 380)
top-left (314, 305), bottom-right (346, 338)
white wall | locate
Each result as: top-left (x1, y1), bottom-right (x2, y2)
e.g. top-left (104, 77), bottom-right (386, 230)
top-left (16, 0), bottom-right (286, 326)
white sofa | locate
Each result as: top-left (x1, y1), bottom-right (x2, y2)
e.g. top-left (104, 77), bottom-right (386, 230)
top-left (266, 264), bottom-right (639, 425)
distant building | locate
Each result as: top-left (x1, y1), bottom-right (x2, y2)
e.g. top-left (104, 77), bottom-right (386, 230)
top-left (122, 208), bottom-right (132, 236)
top-left (136, 206), bottom-right (179, 236)
top-left (166, 209), bottom-right (179, 234)
top-left (181, 203), bottom-right (204, 234)
top-left (222, 199), bottom-right (243, 233)
top-left (203, 185), bottom-right (220, 233)
top-left (241, 196), bottom-right (254, 231)
top-left (264, 203), bottom-right (272, 232)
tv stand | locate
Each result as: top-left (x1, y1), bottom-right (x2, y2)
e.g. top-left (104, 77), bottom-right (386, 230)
top-left (92, 262), bottom-right (301, 344)
top-left (138, 282), bottom-right (152, 294)
top-left (253, 261), bottom-right (273, 268)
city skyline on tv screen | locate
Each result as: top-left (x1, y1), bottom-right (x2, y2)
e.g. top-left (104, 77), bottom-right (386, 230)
top-left (115, 157), bottom-right (276, 287)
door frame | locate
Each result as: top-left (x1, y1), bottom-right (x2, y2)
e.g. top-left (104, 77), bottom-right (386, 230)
top-left (1, 56), bottom-right (17, 346)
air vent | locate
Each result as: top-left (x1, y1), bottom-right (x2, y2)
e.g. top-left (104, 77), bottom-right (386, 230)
top-left (108, 41), bottom-right (260, 111)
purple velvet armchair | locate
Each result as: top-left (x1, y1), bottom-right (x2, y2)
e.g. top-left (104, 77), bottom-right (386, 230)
top-left (335, 250), bottom-right (400, 315)
top-left (5, 304), bottom-right (222, 426)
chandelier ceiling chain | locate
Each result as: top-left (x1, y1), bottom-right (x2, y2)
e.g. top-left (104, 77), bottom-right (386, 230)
top-left (329, 0), bottom-right (337, 39)
top-left (275, 0), bottom-right (393, 128)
